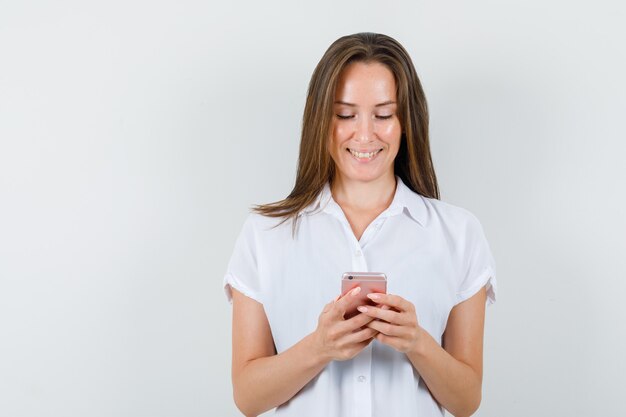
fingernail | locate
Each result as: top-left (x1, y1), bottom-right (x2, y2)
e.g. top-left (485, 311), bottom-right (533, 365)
top-left (351, 287), bottom-right (361, 296)
top-left (367, 293), bottom-right (380, 300)
top-left (333, 294), bottom-right (341, 302)
top-left (357, 306), bottom-right (368, 313)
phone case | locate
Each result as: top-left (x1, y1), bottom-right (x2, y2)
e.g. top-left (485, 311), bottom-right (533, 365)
top-left (341, 272), bottom-right (387, 319)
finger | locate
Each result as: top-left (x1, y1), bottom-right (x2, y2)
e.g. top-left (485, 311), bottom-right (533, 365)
top-left (350, 309), bottom-right (377, 324)
top-left (357, 305), bottom-right (406, 325)
top-left (375, 332), bottom-right (399, 349)
top-left (333, 312), bottom-right (375, 336)
top-left (343, 326), bottom-right (378, 345)
top-left (366, 318), bottom-right (405, 337)
top-left (366, 293), bottom-right (413, 312)
top-left (332, 286), bottom-right (362, 317)
top-left (353, 337), bottom-right (375, 352)
top-left (328, 318), bottom-right (378, 350)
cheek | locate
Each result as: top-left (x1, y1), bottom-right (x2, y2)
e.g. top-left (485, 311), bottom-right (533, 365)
top-left (328, 133), bottom-right (343, 160)
top-left (383, 124), bottom-right (402, 150)
top-left (380, 122), bottom-right (401, 137)
top-left (333, 123), bottom-right (352, 141)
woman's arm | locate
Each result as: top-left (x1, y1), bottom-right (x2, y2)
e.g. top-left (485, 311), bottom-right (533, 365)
top-left (230, 287), bottom-right (377, 417)
top-left (361, 287), bottom-right (487, 417)
top-left (407, 288), bottom-right (486, 417)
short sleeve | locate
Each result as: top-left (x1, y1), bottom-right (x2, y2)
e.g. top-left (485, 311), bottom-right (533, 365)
top-left (223, 214), bottom-right (263, 305)
top-left (456, 213), bottom-right (497, 306)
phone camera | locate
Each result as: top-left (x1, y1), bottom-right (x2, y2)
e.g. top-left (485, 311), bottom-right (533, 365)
top-left (348, 276), bottom-right (353, 280)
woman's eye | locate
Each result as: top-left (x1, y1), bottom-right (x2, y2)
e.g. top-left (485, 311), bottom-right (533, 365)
top-left (335, 114), bottom-right (393, 120)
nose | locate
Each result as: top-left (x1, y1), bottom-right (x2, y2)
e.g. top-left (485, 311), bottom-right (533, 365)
top-left (355, 115), bottom-right (375, 142)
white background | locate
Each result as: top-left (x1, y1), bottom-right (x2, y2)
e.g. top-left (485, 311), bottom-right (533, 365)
top-left (1, 1), bottom-right (625, 416)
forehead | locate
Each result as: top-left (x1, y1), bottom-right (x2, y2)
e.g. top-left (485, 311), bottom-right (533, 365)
top-left (334, 61), bottom-right (396, 102)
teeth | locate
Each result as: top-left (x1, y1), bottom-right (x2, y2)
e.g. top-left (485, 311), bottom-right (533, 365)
top-left (349, 149), bottom-right (380, 159)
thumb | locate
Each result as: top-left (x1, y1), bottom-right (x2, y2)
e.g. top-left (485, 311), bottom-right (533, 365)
top-left (333, 286), bottom-right (361, 317)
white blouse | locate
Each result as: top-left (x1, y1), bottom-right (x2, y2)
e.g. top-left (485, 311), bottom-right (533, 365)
top-left (223, 176), bottom-right (497, 417)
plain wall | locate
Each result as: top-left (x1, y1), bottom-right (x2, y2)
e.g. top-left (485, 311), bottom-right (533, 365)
top-left (1, 1), bottom-right (625, 416)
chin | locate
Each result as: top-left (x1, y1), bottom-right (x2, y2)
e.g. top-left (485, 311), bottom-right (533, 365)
top-left (344, 168), bottom-right (387, 183)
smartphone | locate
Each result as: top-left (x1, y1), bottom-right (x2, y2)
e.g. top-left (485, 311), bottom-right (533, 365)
top-left (341, 272), bottom-right (387, 319)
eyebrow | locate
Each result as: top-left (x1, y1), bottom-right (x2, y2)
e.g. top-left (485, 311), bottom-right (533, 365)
top-left (334, 100), bottom-right (396, 107)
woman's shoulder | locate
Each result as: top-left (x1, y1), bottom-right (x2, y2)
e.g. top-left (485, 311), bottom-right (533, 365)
top-left (417, 193), bottom-right (484, 232)
top-left (396, 178), bottom-right (482, 230)
top-left (239, 210), bottom-right (294, 235)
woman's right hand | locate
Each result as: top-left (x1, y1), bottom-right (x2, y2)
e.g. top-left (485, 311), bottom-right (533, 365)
top-left (311, 287), bottom-right (378, 362)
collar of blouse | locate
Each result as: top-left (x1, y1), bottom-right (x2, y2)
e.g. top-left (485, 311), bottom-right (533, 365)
top-left (299, 175), bottom-right (427, 227)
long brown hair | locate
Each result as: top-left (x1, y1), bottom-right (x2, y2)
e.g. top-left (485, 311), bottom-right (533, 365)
top-left (253, 32), bottom-right (439, 232)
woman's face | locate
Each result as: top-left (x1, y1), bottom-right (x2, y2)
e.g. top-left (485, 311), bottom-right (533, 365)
top-left (329, 61), bottom-right (402, 185)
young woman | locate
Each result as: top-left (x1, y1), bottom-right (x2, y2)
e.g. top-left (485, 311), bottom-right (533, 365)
top-left (223, 32), bottom-right (497, 417)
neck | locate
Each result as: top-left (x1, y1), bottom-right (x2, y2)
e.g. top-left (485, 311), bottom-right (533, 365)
top-left (331, 173), bottom-right (397, 211)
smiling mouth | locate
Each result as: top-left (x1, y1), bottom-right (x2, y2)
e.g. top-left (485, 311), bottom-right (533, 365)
top-left (347, 148), bottom-right (383, 160)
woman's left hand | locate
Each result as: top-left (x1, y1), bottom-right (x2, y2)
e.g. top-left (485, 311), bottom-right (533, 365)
top-left (357, 293), bottom-right (423, 354)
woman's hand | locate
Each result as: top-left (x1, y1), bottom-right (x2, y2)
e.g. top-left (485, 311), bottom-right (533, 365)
top-left (311, 287), bottom-right (379, 362)
top-left (357, 293), bottom-right (424, 354)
